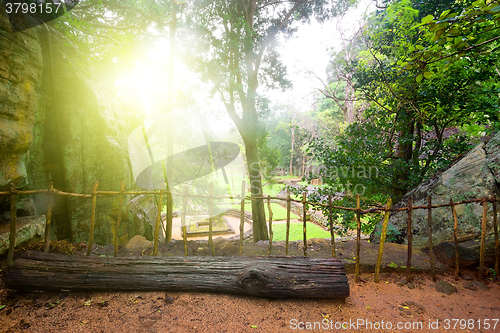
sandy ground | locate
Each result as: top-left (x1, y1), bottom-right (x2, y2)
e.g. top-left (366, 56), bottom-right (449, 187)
top-left (1, 271), bottom-right (499, 333)
top-left (1, 217), bottom-right (499, 333)
top-left (169, 216), bottom-right (303, 241)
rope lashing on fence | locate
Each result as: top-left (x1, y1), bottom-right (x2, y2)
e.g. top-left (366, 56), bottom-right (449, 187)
top-left (152, 189), bottom-right (164, 256)
top-left (209, 183), bottom-right (215, 256)
top-left (113, 182), bottom-right (125, 257)
top-left (406, 197), bottom-right (413, 283)
top-left (494, 193), bottom-right (499, 274)
top-left (286, 191), bottom-right (291, 256)
top-left (239, 181), bottom-right (246, 256)
top-left (374, 198), bottom-right (393, 283)
top-left (428, 196), bottom-right (436, 282)
top-left (328, 195), bottom-right (336, 258)
top-left (2, 181), bottom-right (500, 283)
top-left (182, 186), bottom-right (188, 257)
top-left (86, 182), bottom-right (99, 256)
top-left (450, 199), bottom-right (460, 280)
top-left (355, 195), bottom-right (361, 283)
top-left (2, 187), bottom-right (498, 211)
top-left (480, 198), bottom-right (488, 280)
top-left (267, 195), bottom-right (274, 256)
top-left (43, 182), bottom-right (54, 254)
top-left (7, 183), bottom-right (17, 267)
top-left (302, 192), bottom-right (307, 257)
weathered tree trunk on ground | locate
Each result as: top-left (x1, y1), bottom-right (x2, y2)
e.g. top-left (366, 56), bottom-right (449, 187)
top-left (6, 251), bottom-right (349, 299)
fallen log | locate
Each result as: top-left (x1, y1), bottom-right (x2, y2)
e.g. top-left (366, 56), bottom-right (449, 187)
top-left (5, 251), bottom-right (349, 299)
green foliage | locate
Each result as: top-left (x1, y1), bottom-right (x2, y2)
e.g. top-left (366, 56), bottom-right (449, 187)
top-left (412, 0), bottom-right (500, 72)
top-left (374, 224), bottom-right (401, 242)
top-left (285, 182), bottom-right (384, 236)
top-left (388, 262), bottom-right (398, 268)
top-left (307, 0), bottom-right (500, 205)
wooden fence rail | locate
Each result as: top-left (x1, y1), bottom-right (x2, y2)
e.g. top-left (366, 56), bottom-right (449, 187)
top-left (2, 181), bottom-right (499, 283)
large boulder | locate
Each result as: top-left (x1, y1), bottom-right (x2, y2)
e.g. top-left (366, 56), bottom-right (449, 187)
top-left (372, 131), bottom-right (500, 249)
top-left (0, 14), bottom-right (150, 245)
top-left (25, 26), bottom-right (138, 244)
top-left (0, 12), bottom-right (42, 203)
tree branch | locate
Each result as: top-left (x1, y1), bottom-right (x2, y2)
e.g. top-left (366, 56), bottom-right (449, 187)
top-left (425, 35), bottom-right (500, 65)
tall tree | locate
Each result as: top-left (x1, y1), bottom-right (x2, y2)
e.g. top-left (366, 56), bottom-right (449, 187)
top-left (321, 18), bottom-right (365, 123)
top-left (310, 0), bottom-right (500, 200)
top-left (187, 0), bottom-right (353, 241)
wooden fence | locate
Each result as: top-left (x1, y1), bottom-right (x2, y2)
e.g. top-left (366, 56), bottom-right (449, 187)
top-left (1, 181), bottom-right (499, 283)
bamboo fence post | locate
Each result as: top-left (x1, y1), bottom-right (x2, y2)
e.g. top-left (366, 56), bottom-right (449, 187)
top-left (406, 197), bottom-right (413, 282)
top-left (44, 182), bottom-right (54, 253)
top-left (479, 198), bottom-right (488, 279)
top-left (153, 189), bottom-right (164, 256)
top-left (428, 196), bottom-right (436, 281)
top-left (239, 181), bottom-right (246, 255)
top-left (302, 191), bottom-right (307, 257)
top-left (86, 182), bottom-right (99, 256)
top-left (267, 195), bottom-right (273, 255)
top-left (182, 186), bottom-right (188, 256)
top-left (7, 183), bottom-right (17, 267)
top-left (113, 181), bottom-right (125, 257)
top-left (374, 197), bottom-right (392, 283)
top-left (209, 183), bottom-right (215, 256)
top-left (165, 185), bottom-right (173, 243)
top-left (494, 194), bottom-right (499, 274)
top-left (328, 195), bottom-right (336, 258)
top-left (285, 190), bottom-right (291, 255)
top-left (355, 195), bottom-right (361, 283)
top-left (450, 199), bottom-right (460, 280)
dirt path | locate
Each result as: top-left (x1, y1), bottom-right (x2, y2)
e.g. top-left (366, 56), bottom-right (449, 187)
top-left (1, 271), bottom-right (499, 333)
top-left (1, 239), bottom-right (499, 332)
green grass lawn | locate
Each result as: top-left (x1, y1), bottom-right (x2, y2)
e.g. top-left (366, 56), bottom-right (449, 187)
top-left (271, 222), bottom-right (332, 241)
top-left (274, 175), bottom-right (300, 180)
top-left (228, 202), bottom-right (299, 221)
top-left (262, 183), bottom-right (285, 197)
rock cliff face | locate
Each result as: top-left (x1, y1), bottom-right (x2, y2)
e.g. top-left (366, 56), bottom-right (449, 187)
top-left (371, 131), bottom-right (500, 249)
top-left (0, 13), bottom-right (42, 193)
top-left (0, 12), bottom-right (150, 245)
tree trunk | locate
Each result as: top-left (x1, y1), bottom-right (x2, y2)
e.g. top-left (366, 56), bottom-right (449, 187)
top-left (345, 74), bottom-right (355, 123)
top-left (164, 1), bottom-right (178, 242)
top-left (244, 141), bottom-right (268, 241)
top-left (290, 125), bottom-right (295, 176)
top-left (6, 251), bottom-right (349, 299)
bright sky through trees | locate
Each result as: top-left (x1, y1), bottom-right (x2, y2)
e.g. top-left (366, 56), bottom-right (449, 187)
top-left (272, 0), bottom-right (376, 109)
top-left (113, 0), bottom-right (376, 130)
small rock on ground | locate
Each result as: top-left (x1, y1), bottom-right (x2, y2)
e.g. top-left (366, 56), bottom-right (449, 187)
top-left (472, 280), bottom-right (489, 290)
top-left (436, 281), bottom-right (457, 295)
top-left (463, 281), bottom-right (477, 290)
top-left (461, 273), bottom-right (473, 280)
top-left (397, 277), bottom-right (408, 286)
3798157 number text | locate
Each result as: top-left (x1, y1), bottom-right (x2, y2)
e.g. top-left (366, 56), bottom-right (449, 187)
top-left (5, 2), bottom-right (62, 15)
